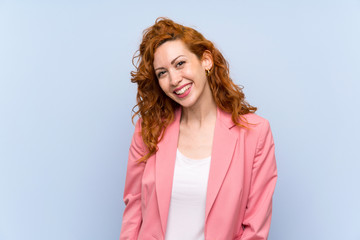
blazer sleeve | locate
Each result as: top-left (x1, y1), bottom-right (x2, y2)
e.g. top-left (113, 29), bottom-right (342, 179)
top-left (120, 119), bottom-right (146, 240)
top-left (241, 119), bottom-right (278, 240)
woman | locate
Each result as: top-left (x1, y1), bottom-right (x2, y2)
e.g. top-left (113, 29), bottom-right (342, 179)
top-left (120, 17), bottom-right (277, 240)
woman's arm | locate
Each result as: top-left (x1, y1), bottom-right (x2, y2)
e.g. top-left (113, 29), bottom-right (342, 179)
top-left (241, 119), bottom-right (278, 240)
top-left (119, 119), bottom-right (146, 240)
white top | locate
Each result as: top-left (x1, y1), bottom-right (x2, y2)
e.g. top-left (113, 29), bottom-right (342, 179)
top-left (164, 149), bottom-right (211, 240)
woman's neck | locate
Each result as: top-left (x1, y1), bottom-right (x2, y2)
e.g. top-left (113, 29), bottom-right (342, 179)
top-left (180, 97), bottom-right (217, 129)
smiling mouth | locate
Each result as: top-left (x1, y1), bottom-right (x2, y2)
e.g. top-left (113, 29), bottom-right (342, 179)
top-left (174, 83), bottom-right (192, 95)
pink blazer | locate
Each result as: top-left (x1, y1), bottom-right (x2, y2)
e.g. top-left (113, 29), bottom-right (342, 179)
top-left (120, 107), bottom-right (277, 240)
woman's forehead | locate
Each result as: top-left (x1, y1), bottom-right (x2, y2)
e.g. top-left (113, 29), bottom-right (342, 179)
top-left (153, 40), bottom-right (193, 67)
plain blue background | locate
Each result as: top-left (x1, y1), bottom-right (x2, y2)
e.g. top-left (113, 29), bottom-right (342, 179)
top-left (1, 0), bottom-right (359, 239)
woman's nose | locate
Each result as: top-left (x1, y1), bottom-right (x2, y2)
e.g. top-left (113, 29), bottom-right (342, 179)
top-left (169, 70), bottom-right (182, 86)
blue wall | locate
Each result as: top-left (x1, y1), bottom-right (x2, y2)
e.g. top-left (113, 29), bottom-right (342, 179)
top-left (0, 0), bottom-right (359, 239)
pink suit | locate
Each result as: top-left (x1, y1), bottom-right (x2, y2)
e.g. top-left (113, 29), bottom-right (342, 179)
top-left (120, 107), bottom-right (277, 240)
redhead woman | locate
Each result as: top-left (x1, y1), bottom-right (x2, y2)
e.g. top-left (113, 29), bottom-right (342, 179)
top-left (120, 17), bottom-right (277, 240)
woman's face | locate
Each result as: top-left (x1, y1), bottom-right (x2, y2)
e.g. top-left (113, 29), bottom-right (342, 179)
top-left (153, 39), bottom-right (213, 109)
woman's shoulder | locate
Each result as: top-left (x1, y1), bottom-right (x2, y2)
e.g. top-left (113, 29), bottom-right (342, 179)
top-left (237, 112), bottom-right (273, 140)
top-left (133, 118), bottom-right (142, 131)
top-left (239, 112), bottom-right (270, 127)
top-left (218, 108), bottom-right (270, 131)
top-left (237, 113), bottom-right (274, 149)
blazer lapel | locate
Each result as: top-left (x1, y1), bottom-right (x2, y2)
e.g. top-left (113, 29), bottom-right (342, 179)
top-left (205, 107), bottom-right (238, 221)
top-left (155, 107), bottom-right (238, 233)
top-left (155, 107), bottom-right (181, 235)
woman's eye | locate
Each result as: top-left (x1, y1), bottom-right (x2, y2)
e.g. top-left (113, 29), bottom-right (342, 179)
top-left (157, 71), bottom-right (166, 78)
top-left (176, 61), bottom-right (185, 67)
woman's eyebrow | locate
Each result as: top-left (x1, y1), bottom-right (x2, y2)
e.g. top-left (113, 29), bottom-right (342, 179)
top-left (171, 55), bottom-right (185, 64)
top-left (155, 55), bottom-right (186, 71)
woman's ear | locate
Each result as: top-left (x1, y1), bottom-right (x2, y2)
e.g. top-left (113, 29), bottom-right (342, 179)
top-left (201, 50), bottom-right (213, 70)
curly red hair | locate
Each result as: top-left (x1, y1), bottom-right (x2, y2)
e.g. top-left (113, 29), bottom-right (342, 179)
top-left (131, 17), bottom-right (257, 163)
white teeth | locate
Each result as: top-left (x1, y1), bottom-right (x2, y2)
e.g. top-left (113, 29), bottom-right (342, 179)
top-left (175, 84), bottom-right (191, 95)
